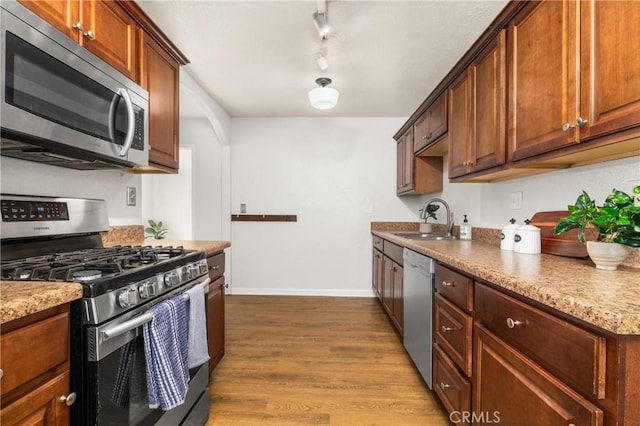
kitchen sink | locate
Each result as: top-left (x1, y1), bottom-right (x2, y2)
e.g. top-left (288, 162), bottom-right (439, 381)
top-left (392, 232), bottom-right (456, 241)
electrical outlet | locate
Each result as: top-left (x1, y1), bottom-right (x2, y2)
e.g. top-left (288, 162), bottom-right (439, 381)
top-left (127, 187), bottom-right (136, 206)
top-left (510, 191), bottom-right (523, 209)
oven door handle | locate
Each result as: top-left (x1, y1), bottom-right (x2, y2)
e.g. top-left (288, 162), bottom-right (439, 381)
top-left (101, 277), bottom-right (211, 341)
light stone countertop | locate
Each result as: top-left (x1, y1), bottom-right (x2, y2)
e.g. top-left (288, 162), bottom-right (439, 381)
top-left (373, 229), bottom-right (640, 335)
top-left (2, 233), bottom-right (230, 324)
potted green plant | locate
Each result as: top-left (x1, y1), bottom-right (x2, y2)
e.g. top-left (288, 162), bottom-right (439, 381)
top-left (145, 219), bottom-right (168, 240)
top-left (554, 186), bottom-right (640, 270)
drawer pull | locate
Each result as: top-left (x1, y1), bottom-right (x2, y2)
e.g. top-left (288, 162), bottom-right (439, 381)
top-left (441, 280), bottom-right (454, 287)
top-left (208, 265), bottom-right (220, 271)
top-left (439, 382), bottom-right (452, 390)
top-left (441, 325), bottom-right (457, 333)
top-left (506, 317), bottom-right (524, 329)
top-left (59, 392), bottom-right (77, 406)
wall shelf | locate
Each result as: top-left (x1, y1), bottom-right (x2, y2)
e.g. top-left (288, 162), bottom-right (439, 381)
top-left (231, 214), bottom-right (297, 222)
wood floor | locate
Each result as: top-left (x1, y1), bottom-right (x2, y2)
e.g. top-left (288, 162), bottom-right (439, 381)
top-left (207, 295), bottom-right (450, 425)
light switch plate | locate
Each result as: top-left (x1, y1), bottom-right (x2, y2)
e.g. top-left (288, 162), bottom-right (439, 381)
top-left (127, 187), bottom-right (136, 206)
top-left (510, 191), bottom-right (523, 209)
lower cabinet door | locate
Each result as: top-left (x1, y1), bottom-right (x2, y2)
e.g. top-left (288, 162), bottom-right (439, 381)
top-left (473, 323), bottom-right (603, 426)
top-left (0, 371), bottom-right (70, 426)
top-left (207, 276), bottom-right (225, 373)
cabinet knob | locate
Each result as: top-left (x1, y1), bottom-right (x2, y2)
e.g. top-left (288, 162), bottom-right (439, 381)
top-left (439, 382), bottom-right (452, 390)
top-left (59, 392), bottom-right (77, 406)
top-left (72, 22), bottom-right (84, 31)
top-left (575, 117), bottom-right (588, 127)
top-left (562, 122), bottom-right (575, 132)
top-left (441, 325), bottom-right (456, 333)
top-left (506, 317), bottom-right (523, 328)
top-left (441, 280), bottom-right (454, 287)
top-left (0, 369), bottom-right (3, 380)
top-left (208, 265), bottom-right (220, 271)
top-left (83, 29), bottom-right (96, 40)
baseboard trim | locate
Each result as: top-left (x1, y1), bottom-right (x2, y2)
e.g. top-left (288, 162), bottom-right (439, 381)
top-left (229, 288), bottom-right (377, 297)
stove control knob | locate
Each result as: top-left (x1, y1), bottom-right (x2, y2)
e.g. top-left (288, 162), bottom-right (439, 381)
top-left (164, 271), bottom-right (180, 287)
top-left (117, 288), bottom-right (138, 308)
top-left (181, 266), bottom-right (190, 281)
top-left (189, 264), bottom-right (199, 278)
top-left (139, 281), bottom-right (158, 298)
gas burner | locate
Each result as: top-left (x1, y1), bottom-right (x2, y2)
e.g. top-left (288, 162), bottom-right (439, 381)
top-left (73, 270), bottom-right (103, 282)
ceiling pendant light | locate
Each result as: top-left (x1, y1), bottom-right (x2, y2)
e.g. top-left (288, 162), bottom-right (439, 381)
top-left (308, 77), bottom-right (339, 110)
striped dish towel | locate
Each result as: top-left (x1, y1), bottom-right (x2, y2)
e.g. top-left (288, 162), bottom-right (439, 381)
top-left (143, 296), bottom-right (189, 410)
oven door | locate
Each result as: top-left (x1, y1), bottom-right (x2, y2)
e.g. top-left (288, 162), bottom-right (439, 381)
top-left (80, 279), bottom-right (210, 426)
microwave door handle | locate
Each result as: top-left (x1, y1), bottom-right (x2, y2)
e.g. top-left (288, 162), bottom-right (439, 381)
top-left (117, 88), bottom-right (135, 157)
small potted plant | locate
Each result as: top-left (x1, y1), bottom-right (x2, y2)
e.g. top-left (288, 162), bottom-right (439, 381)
top-left (554, 186), bottom-right (640, 270)
top-left (145, 219), bottom-right (168, 240)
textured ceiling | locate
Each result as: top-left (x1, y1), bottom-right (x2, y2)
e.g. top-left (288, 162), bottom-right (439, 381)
top-left (138, 0), bottom-right (510, 118)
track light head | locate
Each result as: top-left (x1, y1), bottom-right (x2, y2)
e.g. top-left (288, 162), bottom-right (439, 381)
top-left (312, 10), bottom-right (330, 37)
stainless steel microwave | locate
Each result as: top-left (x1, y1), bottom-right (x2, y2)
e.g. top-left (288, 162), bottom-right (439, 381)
top-left (0, 1), bottom-right (148, 170)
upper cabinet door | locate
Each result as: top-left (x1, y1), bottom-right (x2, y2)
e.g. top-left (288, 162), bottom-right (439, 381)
top-left (448, 70), bottom-right (471, 179)
top-left (18, 0), bottom-right (81, 41)
top-left (472, 30), bottom-right (506, 173)
top-left (140, 32), bottom-right (180, 172)
top-left (579, 0), bottom-right (640, 140)
top-left (81, 0), bottom-right (138, 81)
top-left (508, 1), bottom-right (580, 162)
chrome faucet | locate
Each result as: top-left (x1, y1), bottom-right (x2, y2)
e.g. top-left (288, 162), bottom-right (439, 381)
top-left (421, 198), bottom-right (454, 237)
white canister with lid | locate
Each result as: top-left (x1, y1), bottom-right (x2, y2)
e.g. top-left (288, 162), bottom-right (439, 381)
top-left (514, 219), bottom-right (541, 254)
top-left (500, 219), bottom-right (518, 251)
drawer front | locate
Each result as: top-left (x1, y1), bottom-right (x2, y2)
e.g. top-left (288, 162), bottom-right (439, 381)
top-left (475, 283), bottom-right (606, 399)
top-left (206, 252), bottom-right (225, 281)
top-left (372, 235), bottom-right (384, 251)
top-left (0, 311), bottom-right (69, 397)
top-left (474, 324), bottom-right (603, 426)
top-left (435, 294), bottom-right (473, 376)
top-left (383, 240), bottom-right (403, 266)
top-left (433, 343), bottom-right (471, 422)
top-left (435, 264), bottom-right (473, 312)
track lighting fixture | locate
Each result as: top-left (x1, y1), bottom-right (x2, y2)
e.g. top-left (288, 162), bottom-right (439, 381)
top-left (308, 77), bottom-right (339, 110)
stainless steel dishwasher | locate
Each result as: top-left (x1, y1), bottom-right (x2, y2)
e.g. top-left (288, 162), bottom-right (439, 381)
top-left (403, 248), bottom-right (435, 389)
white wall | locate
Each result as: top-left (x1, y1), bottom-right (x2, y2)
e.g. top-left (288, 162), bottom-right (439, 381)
top-left (230, 117), bottom-right (640, 297)
top-left (230, 118), bottom-right (414, 296)
top-left (0, 157), bottom-right (142, 225)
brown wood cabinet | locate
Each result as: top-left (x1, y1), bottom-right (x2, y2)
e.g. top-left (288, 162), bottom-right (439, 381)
top-left (372, 237), bottom-right (403, 335)
top-left (206, 252), bottom-right (226, 373)
top-left (578, 1), bottom-right (640, 141)
top-left (508, 1), bottom-right (580, 162)
top-left (382, 256), bottom-right (403, 334)
top-left (449, 30), bottom-right (506, 179)
top-left (432, 263), bottom-right (474, 418)
top-left (474, 323), bottom-right (603, 426)
top-left (396, 129), bottom-right (443, 196)
top-left (18, 0), bottom-right (138, 81)
top-left (508, 0), bottom-right (640, 163)
top-left (372, 248), bottom-right (383, 300)
top-left (414, 92), bottom-right (448, 154)
top-left (395, 0), bottom-right (640, 184)
top-left (139, 31), bottom-right (180, 172)
top-left (0, 305), bottom-right (74, 425)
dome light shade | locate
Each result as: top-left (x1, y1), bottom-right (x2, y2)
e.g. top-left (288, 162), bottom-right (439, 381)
top-left (308, 78), bottom-right (339, 110)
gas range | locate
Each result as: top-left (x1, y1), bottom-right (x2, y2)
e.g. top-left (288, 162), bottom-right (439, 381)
top-left (1, 194), bottom-right (212, 426)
